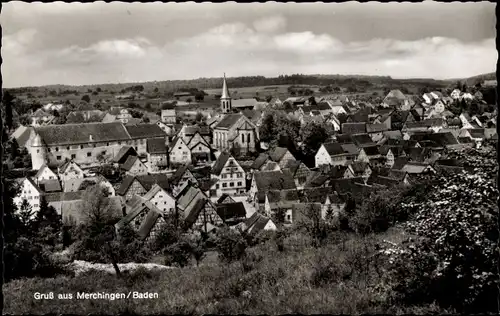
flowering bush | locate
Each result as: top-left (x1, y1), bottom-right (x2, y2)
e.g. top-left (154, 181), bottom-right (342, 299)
top-left (385, 144), bottom-right (498, 313)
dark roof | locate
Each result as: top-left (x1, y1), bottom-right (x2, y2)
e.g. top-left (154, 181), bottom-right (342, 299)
top-left (121, 155), bottom-right (140, 171)
top-left (184, 198), bottom-right (208, 229)
top-left (147, 138), bottom-right (167, 155)
top-left (317, 102), bottom-right (332, 111)
top-left (342, 122), bottom-right (366, 135)
top-left (367, 174), bottom-right (401, 187)
top-left (184, 125), bottom-right (210, 136)
top-left (304, 171), bottom-right (330, 188)
top-left (214, 113), bottom-right (243, 129)
top-left (350, 161), bottom-right (370, 174)
top-left (38, 179), bottom-right (63, 193)
top-left (366, 123), bottom-right (389, 133)
top-left (211, 152), bottom-right (231, 175)
top-left (351, 134), bottom-right (376, 147)
top-left (216, 194), bottom-right (236, 204)
top-left (266, 189), bottom-right (300, 203)
top-left (35, 122), bottom-right (130, 146)
top-left (169, 164), bottom-right (191, 185)
top-left (268, 147), bottom-right (289, 162)
top-left (125, 124), bottom-right (166, 139)
top-left (392, 157), bottom-right (410, 170)
top-left (323, 142), bottom-right (344, 156)
top-left (300, 187), bottom-right (335, 203)
top-left (335, 134), bottom-right (353, 144)
top-left (136, 174), bottom-right (170, 192)
top-left (361, 146), bottom-right (380, 156)
top-left (116, 176), bottom-right (136, 196)
top-left (199, 179), bottom-right (218, 192)
top-left (329, 165), bottom-right (348, 179)
top-left (216, 202), bottom-right (246, 222)
top-left (113, 146), bottom-right (137, 164)
top-left (244, 213), bottom-right (273, 237)
top-left (253, 170), bottom-right (296, 192)
top-left (251, 153), bottom-right (269, 169)
top-left (137, 210), bottom-right (162, 240)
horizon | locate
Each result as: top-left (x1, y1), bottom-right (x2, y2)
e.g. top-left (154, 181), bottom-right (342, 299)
top-left (2, 2), bottom-right (496, 88)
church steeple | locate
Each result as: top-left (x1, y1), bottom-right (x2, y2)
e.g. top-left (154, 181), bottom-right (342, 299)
top-left (220, 73), bottom-right (232, 113)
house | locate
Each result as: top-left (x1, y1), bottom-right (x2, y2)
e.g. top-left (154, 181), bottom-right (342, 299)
top-left (263, 189), bottom-right (300, 219)
top-left (67, 110), bottom-right (106, 124)
top-left (210, 152), bottom-right (246, 197)
top-left (400, 162), bottom-right (437, 174)
top-left (43, 103), bottom-right (64, 112)
top-left (35, 164), bottom-right (59, 182)
top-left (315, 142), bottom-right (358, 167)
top-left (186, 131), bottom-right (212, 165)
top-left (212, 113), bottom-right (259, 155)
top-left (282, 160), bottom-right (311, 189)
top-left (268, 147), bottom-right (296, 169)
top-left (179, 125), bottom-right (211, 146)
top-left (58, 160), bottom-right (85, 185)
top-left (169, 164), bottom-right (199, 197)
top-left (402, 118), bottom-right (446, 133)
top-left (344, 162), bottom-right (372, 180)
top-left (161, 106), bottom-right (177, 124)
top-left (303, 170), bottom-right (331, 188)
top-left (379, 146), bottom-right (406, 168)
top-left (300, 187), bottom-right (345, 220)
top-left (240, 212), bottom-right (277, 237)
top-left (14, 177), bottom-right (43, 214)
top-left (120, 155), bottom-right (148, 176)
top-left (249, 170), bottom-right (296, 211)
top-left (450, 89), bottom-right (461, 99)
top-left (63, 176), bottom-right (115, 196)
top-left (433, 159), bottom-right (464, 174)
top-left (115, 195), bottom-right (165, 240)
top-left (341, 122), bottom-right (366, 135)
top-left (176, 183), bottom-right (223, 233)
top-left (250, 153), bottom-right (272, 172)
top-left (116, 174), bottom-right (170, 203)
top-left (113, 145), bottom-right (138, 165)
top-left (216, 202), bottom-right (247, 226)
top-left (242, 109), bottom-right (264, 128)
top-left (30, 109), bottom-right (55, 126)
top-left (125, 123), bottom-right (167, 154)
top-left (108, 107), bottom-right (133, 124)
top-left (366, 123), bottom-right (389, 142)
top-left (216, 193), bottom-right (237, 205)
top-left (146, 138), bottom-right (169, 172)
top-left (140, 183), bottom-right (176, 216)
top-left (357, 146), bottom-right (381, 163)
top-left (351, 133), bottom-right (377, 148)
top-left (156, 121), bottom-right (175, 136)
top-left (168, 136), bottom-right (192, 166)
top-left (383, 90), bottom-right (410, 110)
top-left (324, 114), bottom-right (341, 132)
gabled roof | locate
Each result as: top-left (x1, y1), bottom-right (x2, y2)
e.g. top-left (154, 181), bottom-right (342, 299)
top-left (214, 113), bottom-right (244, 130)
top-left (183, 198), bottom-right (208, 229)
top-left (169, 164), bottom-right (191, 185)
top-left (366, 123), bottom-right (389, 133)
top-left (216, 202), bottom-right (246, 222)
top-left (300, 187), bottom-right (335, 203)
top-left (25, 177), bottom-right (43, 194)
top-left (35, 122), bottom-right (130, 146)
top-left (211, 152), bottom-right (232, 176)
top-left (121, 155), bottom-right (141, 171)
top-left (361, 146), bottom-right (380, 156)
top-left (113, 146), bottom-right (138, 164)
top-left (341, 122), bottom-right (366, 135)
top-left (136, 174), bottom-right (170, 192)
top-left (44, 190), bottom-right (85, 202)
top-left (125, 124), bottom-right (166, 139)
top-left (253, 170), bottom-right (296, 192)
top-left (323, 142), bottom-right (344, 156)
top-left (38, 179), bottom-right (63, 193)
top-left (184, 125), bottom-right (211, 136)
top-left (401, 162), bottom-right (435, 174)
top-left (340, 143), bottom-right (359, 155)
top-left (268, 147), bottom-right (290, 162)
top-left (349, 161), bottom-right (371, 174)
top-left (216, 193), bottom-right (236, 204)
top-left (392, 157), bottom-right (410, 170)
top-left (244, 212), bottom-right (273, 237)
top-left (351, 134), bottom-right (376, 147)
top-left (335, 134), bottom-right (354, 144)
top-left (251, 153), bottom-right (270, 170)
top-left (147, 138), bottom-right (167, 155)
top-left (304, 171), bottom-right (330, 188)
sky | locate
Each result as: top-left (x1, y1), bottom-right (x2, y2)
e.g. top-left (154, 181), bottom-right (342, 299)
top-left (1, 1), bottom-right (497, 88)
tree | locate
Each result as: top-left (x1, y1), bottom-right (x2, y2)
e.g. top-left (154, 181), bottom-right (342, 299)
top-left (266, 95), bottom-right (273, 103)
top-left (3, 90), bottom-right (15, 130)
top-left (9, 138), bottom-right (20, 161)
top-left (214, 227), bottom-right (247, 264)
top-left (308, 96), bottom-right (317, 106)
top-left (259, 112), bottom-right (276, 143)
top-left (195, 112), bottom-right (204, 122)
top-left (154, 87), bottom-right (159, 93)
top-left (129, 109), bottom-right (144, 119)
top-left (18, 199), bottom-right (35, 233)
top-left (301, 121), bottom-right (329, 158)
top-left (81, 95), bottom-right (91, 103)
top-left (186, 98), bottom-right (192, 104)
top-left (142, 117), bottom-right (150, 123)
top-left (19, 114), bottom-right (30, 126)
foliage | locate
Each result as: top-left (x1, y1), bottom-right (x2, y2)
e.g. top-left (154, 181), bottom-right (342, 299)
top-left (213, 227), bottom-right (248, 264)
top-left (129, 109), bottom-right (144, 119)
top-left (3, 90), bottom-right (15, 129)
top-left (385, 145), bottom-right (498, 313)
top-left (300, 121), bottom-right (329, 158)
top-left (81, 95), bottom-right (91, 103)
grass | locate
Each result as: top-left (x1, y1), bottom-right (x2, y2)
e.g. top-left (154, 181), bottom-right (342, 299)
top-left (3, 231), bottom-right (450, 315)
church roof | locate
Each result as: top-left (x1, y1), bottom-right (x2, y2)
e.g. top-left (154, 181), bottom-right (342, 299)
top-left (221, 73), bottom-right (230, 99)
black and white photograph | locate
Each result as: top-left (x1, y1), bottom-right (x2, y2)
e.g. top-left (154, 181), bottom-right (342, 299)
top-left (1, 1), bottom-right (498, 314)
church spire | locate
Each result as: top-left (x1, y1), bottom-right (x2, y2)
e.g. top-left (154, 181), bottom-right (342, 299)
top-left (221, 73), bottom-right (230, 99)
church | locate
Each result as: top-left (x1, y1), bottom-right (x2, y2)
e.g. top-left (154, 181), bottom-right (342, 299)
top-left (212, 74), bottom-right (259, 154)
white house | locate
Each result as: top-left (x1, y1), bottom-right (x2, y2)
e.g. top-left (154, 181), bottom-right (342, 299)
top-left (58, 160), bottom-right (85, 185)
top-left (451, 89), bottom-right (461, 99)
top-left (210, 152), bottom-right (246, 197)
top-left (35, 164), bottom-right (59, 182)
top-left (14, 178), bottom-right (43, 214)
top-left (142, 183), bottom-right (176, 215)
top-left (168, 136), bottom-right (192, 166)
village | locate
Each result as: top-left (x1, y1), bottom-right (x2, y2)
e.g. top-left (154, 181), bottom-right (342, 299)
top-left (4, 73), bottom-right (497, 242)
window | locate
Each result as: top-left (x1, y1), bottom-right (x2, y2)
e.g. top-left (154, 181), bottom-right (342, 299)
top-left (93, 144), bottom-right (96, 148)
top-left (49, 176), bottom-right (53, 180)
top-left (34, 204), bottom-right (39, 208)
top-left (71, 154), bottom-right (76, 159)
top-left (57, 156), bottom-right (62, 160)
top-left (164, 201), bottom-right (167, 204)
top-left (199, 146), bottom-right (202, 151)
top-left (107, 143), bottom-right (110, 146)
top-left (67, 146), bottom-right (70, 150)
top-left (87, 152), bottom-right (92, 157)
top-left (241, 134), bottom-right (245, 142)
top-left (102, 151), bottom-right (107, 155)
top-left (216, 184), bottom-right (219, 189)
top-left (37, 149), bottom-right (40, 153)
top-left (237, 181), bottom-right (242, 186)
top-left (222, 183), bottom-right (227, 188)
top-left (287, 215), bottom-right (291, 221)
top-left (55, 147), bottom-right (59, 151)
top-left (247, 134), bottom-right (251, 143)
top-left (80, 145), bottom-right (84, 149)
top-left (229, 182), bottom-right (234, 187)
top-left (155, 202), bottom-right (158, 205)
top-left (118, 142), bottom-right (121, 145)
top-left (178, 147), bottom-right (182, 150)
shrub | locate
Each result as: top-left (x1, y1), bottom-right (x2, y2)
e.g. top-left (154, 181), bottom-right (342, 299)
top-left (214, 227), bottom-right (248, 264)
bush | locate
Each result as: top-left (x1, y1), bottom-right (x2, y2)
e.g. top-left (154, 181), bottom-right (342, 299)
top-left (214, 227), bottom-right (248, 264)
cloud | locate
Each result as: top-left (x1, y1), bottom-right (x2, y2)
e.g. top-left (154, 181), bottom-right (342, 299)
top-left (252, 15), bottom-right (287, 33)
top-left (2, 20), bottom-right (496, 87)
